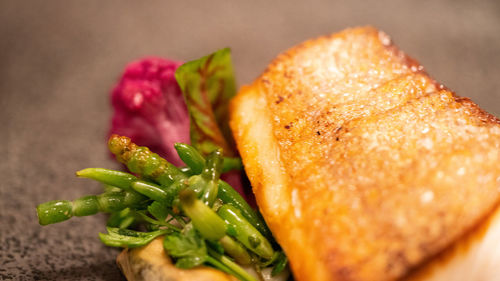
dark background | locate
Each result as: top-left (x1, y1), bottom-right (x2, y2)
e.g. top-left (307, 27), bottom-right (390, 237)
top-left (1, 1), bottom-right (499, 280)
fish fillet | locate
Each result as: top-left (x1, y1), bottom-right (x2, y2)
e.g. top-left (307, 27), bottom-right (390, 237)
top-left (230, 26), bottom-right (500, 281)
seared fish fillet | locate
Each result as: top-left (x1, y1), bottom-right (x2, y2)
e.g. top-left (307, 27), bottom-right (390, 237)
top-left (117, 237), bottom-right (289, 281)
top-left (230, 26), bottom-right (500, 281)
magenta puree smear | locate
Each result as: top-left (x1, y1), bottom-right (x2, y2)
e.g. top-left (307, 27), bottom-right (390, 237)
top-left (109, 57), bottom-right (189, 166)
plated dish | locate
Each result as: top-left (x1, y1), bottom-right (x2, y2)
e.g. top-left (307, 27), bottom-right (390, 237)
top-left (37, 26), bottom-right (500, 281)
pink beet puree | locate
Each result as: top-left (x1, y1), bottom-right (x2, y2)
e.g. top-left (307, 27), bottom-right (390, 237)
top-left (109, 57), bottom-right (250, 202)
top-left (109, 57), bottom-right (189, 166)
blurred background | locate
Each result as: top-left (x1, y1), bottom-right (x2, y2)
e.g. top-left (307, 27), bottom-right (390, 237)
top-left (1, 0), bottom-right (499, 280)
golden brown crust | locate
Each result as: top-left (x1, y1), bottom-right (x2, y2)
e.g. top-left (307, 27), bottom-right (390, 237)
top-left (230, 26), bottom-right (500, 281)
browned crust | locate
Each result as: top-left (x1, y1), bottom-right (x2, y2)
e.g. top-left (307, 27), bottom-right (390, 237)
top-left (230, 85), bottom-right (328, 281)
top-left (230, 26), bottom-right (500, 281)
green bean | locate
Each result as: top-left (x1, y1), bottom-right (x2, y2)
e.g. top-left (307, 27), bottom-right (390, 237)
top-left (174, 143), bottom-right (205, 174)
top-left (187, 175), bottom-right (207, 197)
top-left (186, 173), bottom-right (219, 206)
top-left (176, 145), bottom-right (223, 206)
top-left (178, 189), bottom-right (226, 241)
top-left (218, 204), bottom-right (274, 259)
top-left (202, 149), bottom-right (223, 180)
top-left (200, 149), bottom-right (223, 206)
top-left (131, 181), bottom-right (169, 203)
top-left (174, 143), bottom-right (242, 174)
top-left (217, 181), bottom-right (273, 241)
top-left (76, 168), bottom-right (138, 191)
top-left (218, 235), bottom-right (252, 265)
top-left (108, 135), bottom-right (186, 186)
top-left (179, 189), bottom-right (255, 265)
top-left (36, 191), bottom-right (146, 225)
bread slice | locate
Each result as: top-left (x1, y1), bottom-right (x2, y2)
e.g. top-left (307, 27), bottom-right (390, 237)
top-left (230, 26), bottom-right (500, 281)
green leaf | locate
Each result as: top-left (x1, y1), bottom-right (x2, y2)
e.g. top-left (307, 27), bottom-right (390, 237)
top-left (163, 224), bottom-right (207, 268)
top-left (148, 201), bottom-right (169, 221)
top-left (107, 208), bottom-right (136, 229)
top-left (175, 48), bottom-right (237, 157)
top-left (99, 227), bottom-right (169, 248)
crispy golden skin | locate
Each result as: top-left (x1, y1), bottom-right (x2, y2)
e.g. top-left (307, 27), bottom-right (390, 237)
top-left (230, 26), bottom-right (500, 281)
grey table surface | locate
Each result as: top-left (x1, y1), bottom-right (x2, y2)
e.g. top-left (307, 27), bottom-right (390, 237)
top-left (1, 1), bottom-right (499, 280)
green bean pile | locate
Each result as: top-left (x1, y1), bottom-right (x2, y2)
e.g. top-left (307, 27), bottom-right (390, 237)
top-left (36, 135), bottom-right (287, 281)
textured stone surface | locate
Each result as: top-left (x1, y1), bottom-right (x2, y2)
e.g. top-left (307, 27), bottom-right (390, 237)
top-left (0, 0), bottom-right (499, 280)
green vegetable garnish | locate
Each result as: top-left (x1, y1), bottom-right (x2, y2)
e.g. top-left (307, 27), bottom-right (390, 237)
top-left (35, 49), bottom-right (288, 281)
top-left (147, 201), bottom-right (169, 221)
top-left (106, 208), bottom-right (137, 229)
top-left (76, 168), bottom-right (138, 191)
top-left (131, 180), bottom-right (170, 203)
top-left (271, 251), bottom-right (288, 276)
top-left (175, 48), bottom-right (237, 157)
top-left (179, 188), bottom-right (227, 241)
top-left (36, 137), bottom-right (282, 280)
top-left (163, 224), bottom-right (208, 268)
top-left (99, 227), bottom-right (170, 248)
top-left (218, 204), bottom-right (274, 259)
